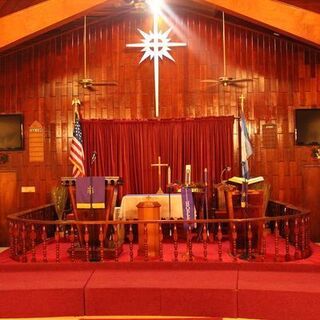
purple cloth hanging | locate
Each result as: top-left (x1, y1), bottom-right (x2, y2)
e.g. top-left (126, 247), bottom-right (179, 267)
top-left (181, 187), bottom-right (195, 229)
top-left (76, 177), bottom-right (105, 209)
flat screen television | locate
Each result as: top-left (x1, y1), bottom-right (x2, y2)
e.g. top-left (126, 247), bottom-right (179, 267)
top-left (295, 109), bottom-right (320, 145)
top-left (0, 114), bottom-right (24, 151)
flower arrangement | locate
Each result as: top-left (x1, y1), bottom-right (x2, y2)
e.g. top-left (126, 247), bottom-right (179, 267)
top-left (311, 146), bottom-right (320, 159)
top-left (0, 153), bottom-right (8, 164)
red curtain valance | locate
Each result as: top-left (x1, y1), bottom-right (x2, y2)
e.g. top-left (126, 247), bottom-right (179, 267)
top-left (81, 116), bottom-right (234, 198)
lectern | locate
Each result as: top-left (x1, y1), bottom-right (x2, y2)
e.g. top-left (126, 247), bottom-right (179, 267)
top-left (224, 188), bottom-right (264, 255)
top-left (137, 200), bottom-right (161, 258)
top-left (61, 176), bottom-right (123, 257)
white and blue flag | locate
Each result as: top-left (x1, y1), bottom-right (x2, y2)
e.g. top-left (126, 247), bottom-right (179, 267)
top-left (240, 112), bottom-right (253, 179)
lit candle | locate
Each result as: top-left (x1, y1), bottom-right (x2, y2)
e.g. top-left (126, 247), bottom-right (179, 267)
top-left (167, 166), bottom-right (171, 185)
top-left (185, 164), bottom-right (191, 185)
top-left (204, 168), bottom-right (208, 186)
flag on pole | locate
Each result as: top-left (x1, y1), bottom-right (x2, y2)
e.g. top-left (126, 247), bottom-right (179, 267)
top-left (240, 112), bottom-right (253, 208)
top-left (69, 103), bottom-right (85, 177)
top-left (240, 112), bottom-right (253, 179)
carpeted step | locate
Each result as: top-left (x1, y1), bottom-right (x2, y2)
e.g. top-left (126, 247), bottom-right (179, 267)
top-left (238, 270), bottom-right (320, 320)
top-left (85, 268), bottom-right (238, 317)
top-left (0, 270), bottom-right (93, 318)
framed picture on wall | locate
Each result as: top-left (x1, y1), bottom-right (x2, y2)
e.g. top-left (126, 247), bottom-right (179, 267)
top-left (0, 114), bottom-right (24, 151)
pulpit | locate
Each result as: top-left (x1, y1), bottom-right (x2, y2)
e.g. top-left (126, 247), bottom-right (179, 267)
top-left (61, 176), bottom-right (123, 258)
top-left (137, 200), bottom-right (161, 258)
top-left (224, 188), bottom-right (264, 255)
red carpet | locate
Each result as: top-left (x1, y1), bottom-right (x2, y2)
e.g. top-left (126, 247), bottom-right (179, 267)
top-left (0, 269), bottom-right (93, 318)
top-left (85, 268), bottom-right (238, 317)
top-left (0, 241), bottom-right (320, 319)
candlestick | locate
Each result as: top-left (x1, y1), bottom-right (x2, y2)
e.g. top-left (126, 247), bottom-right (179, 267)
top-left (185, 164), bottom-right (191, 185)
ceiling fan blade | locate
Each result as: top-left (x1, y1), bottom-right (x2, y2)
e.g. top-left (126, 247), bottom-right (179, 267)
top-left (201, 79), bottom-right (219, 83)
top-left (92, 81), bottom-right (118, 86)
top-left (228, 78), bottom-right (254, 83)
top-left (228, 82), bottom-right (244, 88)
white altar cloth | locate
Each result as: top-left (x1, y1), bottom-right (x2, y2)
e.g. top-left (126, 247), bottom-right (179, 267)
top-left (119, 194), bottom-right (184, 220)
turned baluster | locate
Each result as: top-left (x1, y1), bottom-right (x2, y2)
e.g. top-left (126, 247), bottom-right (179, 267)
top-left (274, 221), bottom-right (279, 262)
top-left (55, 225), bottom-right (60, 263)
top-left (285, 220), bottom-right (290, 261)
top-left (74, 227), bottom-right (79, 243)
top-left (128, 224), bottom-right (134, 262)
top-left (42, 226), bottom-right (48, 263)
top-left (9, 222), bottom-right (14, 258)
top-left (247, 222), bottom-right (253, 260)
top-left (217, 223), bottom-right (223, 261)
top-left (294, 218), bottom-right (300, 260)
top-left (21, 224), bottom-right (27, 263)
top-left (70, 226), bottom-right (75, 262)
top-left (300, 217), bottom-right (305, 258)
top-left (232, 223), bottom-right (237, 261)
top-left (99, 225), bottom-right (104, 262)
top-left (261, 223), bottom-right (267, 261)
top-left (30, 224), bottom-right (36, 262)
top-left (143, 223), bottom-right (148, 262)
top-left (305, 216), bottom-right (311, 256)
top-left (14, 223), bottom-right (19, 257)
top-left (84, 225), bottom-right (90, 262)
top-left (113, 224), bottom-right (119, 262)
top-left (173, 224), bottom-right (178, 262)
top-left (187, 225), bottom-right (193, 262)
top-left (159, 224), bottom-right (164, 262)
top-left (202, 224), bottom-right (208, 262)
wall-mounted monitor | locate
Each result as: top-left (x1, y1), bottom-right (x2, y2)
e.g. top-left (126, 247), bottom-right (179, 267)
top-left (295, 109), bottom-right (320, 145)
top-left (0, 114), bottom-right (24, 151)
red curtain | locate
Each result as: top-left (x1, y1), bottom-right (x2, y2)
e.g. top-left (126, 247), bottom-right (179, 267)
top-left (81, 116), bottom-right (234, 199)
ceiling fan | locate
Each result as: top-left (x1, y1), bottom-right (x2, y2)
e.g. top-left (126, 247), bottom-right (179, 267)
top-left (123, 0), bottom-right (147, 11)
top-left (79, 16), bottom-right (117, 90)
top-left (201, 12), bottom-right (253, 87)
top-left (100, 0), bottom-right (148, 18)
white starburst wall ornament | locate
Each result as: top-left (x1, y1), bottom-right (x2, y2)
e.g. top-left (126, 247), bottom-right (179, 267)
top-left (126, 12), bottom-right (187, 117)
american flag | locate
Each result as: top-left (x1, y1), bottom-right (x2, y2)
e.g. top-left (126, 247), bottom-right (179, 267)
top-left (69, 106), bottom-right (85, 177)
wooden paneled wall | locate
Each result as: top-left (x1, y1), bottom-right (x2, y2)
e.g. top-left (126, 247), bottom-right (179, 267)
top-left (0, 10), bottom-right (319, 210)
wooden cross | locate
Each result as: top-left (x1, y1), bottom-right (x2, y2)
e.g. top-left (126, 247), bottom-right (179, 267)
top-left (151, 156), bottom-right (168, 194)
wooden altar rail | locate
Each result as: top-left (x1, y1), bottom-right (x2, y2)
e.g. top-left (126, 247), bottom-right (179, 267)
top-left (6, 200), bottom-right (311, 263)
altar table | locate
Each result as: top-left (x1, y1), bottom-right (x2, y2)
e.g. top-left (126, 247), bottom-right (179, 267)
top-left (119, 194), bottom-right (184, 220)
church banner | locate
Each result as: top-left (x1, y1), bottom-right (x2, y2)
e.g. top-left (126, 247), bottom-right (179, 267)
top-left (181, 187), bottom-right (195, 229)
top-left (76, 177), bottom-right (105, 209)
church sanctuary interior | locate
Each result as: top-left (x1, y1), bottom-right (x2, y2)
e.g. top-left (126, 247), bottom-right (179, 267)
top-left (1, 0), bottom-right (320, 319)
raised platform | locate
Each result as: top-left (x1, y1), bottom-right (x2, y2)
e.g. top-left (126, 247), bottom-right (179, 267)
top-left (1, 258), bottom-right (320, 319)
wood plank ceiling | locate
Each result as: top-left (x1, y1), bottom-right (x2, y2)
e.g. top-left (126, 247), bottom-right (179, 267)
top-left (1, 0), bottom-right (320, 16)
top-left (0, 0), bottom-right (320, 52)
